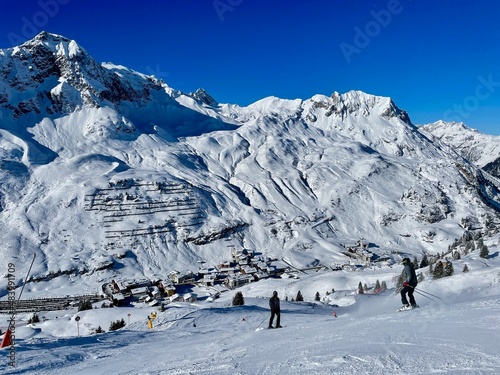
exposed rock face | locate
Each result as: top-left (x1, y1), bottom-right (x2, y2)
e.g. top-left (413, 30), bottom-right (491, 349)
top-left (0, 32), bottom-right (164, 119)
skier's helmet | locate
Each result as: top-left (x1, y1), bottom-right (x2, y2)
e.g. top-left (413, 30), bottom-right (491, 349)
top-left (273, 291), bottom-right (278, 297)
top-left (402, 257), bottom-right (410, 265)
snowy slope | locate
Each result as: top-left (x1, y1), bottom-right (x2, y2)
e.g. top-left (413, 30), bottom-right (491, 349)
top-left (1, 251), bottom-right (500, 374)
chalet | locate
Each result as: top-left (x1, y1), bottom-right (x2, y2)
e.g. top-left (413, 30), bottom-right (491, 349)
top-left (150, 286), bottom-right (161, 299)
top-left (254, 260), bottom-right (268, 271)
top-left (231, 248), bottom-right (246, 259)
top-left (240, 265), bottom-right (258, 276)
top-left (254, 270), bottom-right (269, 280)
top-left (226, 274), bottom-right (254, 289)
top-left (169, 270), bottom-right (195, 285)
top-left (198, 274), bottom-right (217, 287)
top-left (237, 255), bottom-right (249, 266)
top-left (197, 267), bottom-right (217, 279)
top-left (266, 261), bottom-right (287, 276)
top-left (216, 265), bottom-right (239, 275)
top-left (218, 261), bottom-right (233, 269)
top-left (130, 286), bottom-right (149, 300)
top-left (121, 278), bottom-right (152, 290)
top-left (342, 264), bottom-right (356, 271)
top-left (355, 248), bottom-right (373, 262)
top-left (158, 280), bottom-right (177, 297)
top-left (169, 293), bottom-right (197, 303)
top-left (111, 293), bottom-right (126, 306)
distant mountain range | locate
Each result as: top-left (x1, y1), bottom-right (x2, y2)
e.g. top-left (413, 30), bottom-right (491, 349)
top-left (0, 32), bottom-right (499, 289)
top-left (420, 120), bottom-right (500, 178)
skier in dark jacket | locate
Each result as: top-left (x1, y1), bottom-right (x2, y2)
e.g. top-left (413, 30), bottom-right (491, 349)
top-left (400, 257), bottom-right (418, 308)
top-left (269, 291), bottom-right (282, 328)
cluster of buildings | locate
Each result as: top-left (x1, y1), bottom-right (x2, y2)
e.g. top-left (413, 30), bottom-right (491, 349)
top-left (197, 248), bottom-right (288, 289)
top-left (102, 248), bottom-right (290, 306)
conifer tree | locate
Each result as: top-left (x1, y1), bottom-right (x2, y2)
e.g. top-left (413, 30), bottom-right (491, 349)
top-left (78, 299), bottom-right (93, 312)
top-left (374, 279), bottom-right (381, 291)
top-left (315, 292), bottom-right (321, 301)
top-left (420, 254), bottom-right (429, 268)
top-left (109, 318), bottom-right (126, 331)
top-left (476, 238), bottom-right (484, 249)
top-left (232, 291), bottom-right (245, 306)
top-left (443, 261), bottom-right (454, 277)
top-left (433, 261), bottom-right (444, 279)
top-left (381, 280), bottom-right (387, 290)
top-left (358, 282), bottom-right (364, 294)
top-left (295, 290), bottom-right (304, 302)
top-left (479, 245), bottom-right (489, 259)
top-left (413, 257), bottom-right (419, 269)
top-left (28, 313), bottom-right (40, 324)
top-left (462, 264), bottom-right (469, 273)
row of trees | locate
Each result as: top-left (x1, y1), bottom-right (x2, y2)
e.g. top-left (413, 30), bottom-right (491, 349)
top-left (357, 279), bottom-right (388, 294)
top-left (232, 290), bottom-right (331, 305)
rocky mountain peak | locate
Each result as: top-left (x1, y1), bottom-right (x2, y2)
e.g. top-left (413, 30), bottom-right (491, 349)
top-left (327, 90), bottom-right (411, 125)
top-left (189, 88), bottom-right (218, 107)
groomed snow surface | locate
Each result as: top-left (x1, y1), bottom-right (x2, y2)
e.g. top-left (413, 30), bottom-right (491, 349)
top-left (1, 254), bottom-right (500, 375)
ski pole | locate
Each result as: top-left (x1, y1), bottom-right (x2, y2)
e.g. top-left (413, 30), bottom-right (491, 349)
top-left (413, 289), bottom-right (437, 302)
top-left (415, 288), bottom-right (442, 300)
top-left (256, 316), bottom-right (267, 330)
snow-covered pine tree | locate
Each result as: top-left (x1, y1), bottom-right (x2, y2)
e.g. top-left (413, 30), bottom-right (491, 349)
top-left (476, 238), bottom-right (484, 250)
top-left (480, 245), bottom-right (489, 259)
top-left (443, 261), bottom-right (454, 277)
top-left (462, 264), bottom-right (469, 273)
top-left (413, 257), bottom-right (419, 269)
top-left (433, 261), bottom-right (444, 279)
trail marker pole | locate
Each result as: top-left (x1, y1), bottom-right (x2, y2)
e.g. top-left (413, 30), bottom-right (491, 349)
top-left (75, 316), bottom-right (80, 337)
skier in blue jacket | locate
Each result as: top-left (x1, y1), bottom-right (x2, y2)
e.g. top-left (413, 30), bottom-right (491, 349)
top-left (269, 291), bottom-right (282, 328)
top-left (400, 257), bottom-right (418, 309)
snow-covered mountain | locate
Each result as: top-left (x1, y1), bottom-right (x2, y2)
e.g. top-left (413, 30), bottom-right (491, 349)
top-left (420, 120), bottom-right (500, 177)
top-left (0, 32), bottom-right (499, 294)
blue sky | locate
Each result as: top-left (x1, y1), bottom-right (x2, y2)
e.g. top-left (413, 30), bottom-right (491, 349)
top-left (1, 0), bottom-right (500, 135)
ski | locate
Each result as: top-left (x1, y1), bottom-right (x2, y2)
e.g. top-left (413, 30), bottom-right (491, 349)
top-left (397, 304), bottom-right (419, 312)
